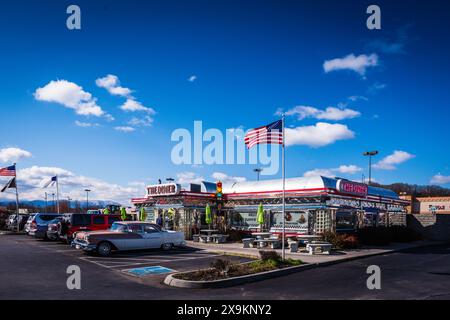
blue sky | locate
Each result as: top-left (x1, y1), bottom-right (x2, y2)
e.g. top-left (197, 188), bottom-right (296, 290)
top-left (1, 0), bottom-right (450, 203)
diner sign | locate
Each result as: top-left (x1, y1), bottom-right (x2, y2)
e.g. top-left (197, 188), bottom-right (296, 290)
top-left (337, 179), bottom-right (368, 197)
top-left (146, 183), bottom-right (181, 197)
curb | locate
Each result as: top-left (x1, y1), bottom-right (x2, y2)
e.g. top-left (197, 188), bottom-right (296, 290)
top-left (164, 241), bottom-right (444, 289)
top-left (164, 263), bottom-right (313, 289)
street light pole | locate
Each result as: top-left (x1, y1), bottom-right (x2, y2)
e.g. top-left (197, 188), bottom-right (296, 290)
top-left (51, 193), bottom-right (55, 212)
top-left (84, 189), bottom-right (91, 213)
top-left (44, 192), bottom-right (48, 213)
top-left (253, 168), bottom-right (263, 181)
top-left (363, 151), bottom-right (379, 185)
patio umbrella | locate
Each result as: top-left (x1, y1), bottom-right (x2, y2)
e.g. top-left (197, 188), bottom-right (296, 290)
top-left (257, 203), bottom-right (265, 231)
top-left (205, 204), bottom-right (212, 227)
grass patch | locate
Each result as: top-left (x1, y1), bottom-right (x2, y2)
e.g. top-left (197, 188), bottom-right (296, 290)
top-left (173, 251), bottom-right (303, 281)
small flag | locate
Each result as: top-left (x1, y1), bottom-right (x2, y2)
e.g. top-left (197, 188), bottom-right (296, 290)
top-left (244, 120), bottom-right (283, 149)
top-left (42, 176), bottom-right (58, 188)
top-left (1, 177), bottom-right (16, 192)
top-left (0, 165), bottom-right (16, 177)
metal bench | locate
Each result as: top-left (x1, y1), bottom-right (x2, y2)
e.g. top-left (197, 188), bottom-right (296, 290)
top-left (192, 234), bottom-right (200, 242)
top-left (306, 242), bottom-right (332, 255)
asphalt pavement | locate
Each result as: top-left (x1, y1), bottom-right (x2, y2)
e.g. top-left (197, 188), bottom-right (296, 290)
top-left (1, 234), bottom-right (449, 300)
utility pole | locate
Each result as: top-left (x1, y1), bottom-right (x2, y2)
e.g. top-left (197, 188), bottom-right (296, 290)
top-left (84, 189), bottom-right (91, 213)
top-left (363, 151), bottom-right (379, 185)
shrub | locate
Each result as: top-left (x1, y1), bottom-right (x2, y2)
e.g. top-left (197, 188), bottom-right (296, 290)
top-left (210, 259), bottom-right (233, 276)
top-left (226, 229), bottom-right (244, 242)
top-left (259, 250), bottom-right (281, 262)
top-left (322, 231), bottom-right (360, 249)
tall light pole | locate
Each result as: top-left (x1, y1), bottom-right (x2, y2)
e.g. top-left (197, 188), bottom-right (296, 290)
top-left (363, 151), bottom-right (379, 185)
top-left (51, 193), bottom-right (55, 212)
top-left (67, 196), bottom-right (72, 213)
top-left (84, 189), bottom-right (91, 213)
top-left (44, 192), bottom-right (48, 213)
top-left (254, 168), bottom-right (263, 181)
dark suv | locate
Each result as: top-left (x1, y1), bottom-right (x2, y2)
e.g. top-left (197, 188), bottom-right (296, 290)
top-left (58, 213), bottom-right (122, 243)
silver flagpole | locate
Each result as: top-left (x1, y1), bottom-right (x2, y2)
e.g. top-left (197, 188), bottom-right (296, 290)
top-left (281, 115), bottom-right (286, 261)
top-left (14, 163), bottom-right (20, 233)
top-left (56, 176), bottom-right (60, 214)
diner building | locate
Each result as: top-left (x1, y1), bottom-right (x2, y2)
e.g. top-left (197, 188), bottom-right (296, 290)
top-left (131, 176), bottom-right (408, 239)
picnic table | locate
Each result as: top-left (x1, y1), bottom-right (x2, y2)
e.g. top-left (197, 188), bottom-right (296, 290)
top-left (244, 232), bottom-right (280, 249)
top-left (196, 229), bottom-right (227, 243)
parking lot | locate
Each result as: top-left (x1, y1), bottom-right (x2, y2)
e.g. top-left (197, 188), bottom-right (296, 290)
top-left (9, 234), bottom-right (252, 278)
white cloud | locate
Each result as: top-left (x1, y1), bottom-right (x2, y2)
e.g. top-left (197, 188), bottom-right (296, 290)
top-left (430, 174), bottom-right (450, 185)
top-left (74, 120), bottom-right (99, 128)
top-left (373, 150), bottom-right (415, 170)
top-left (114, 126), bottom-right (135, 133)
top-left (0, 165), bottom-right (140, 204)
top-left (120, 98), bottom-right (156, 114)
top-left (348, 95), bottom-right (368, 102)
top-left (128, 116), bottom-right (154, 127)
top-left (34, 80), bottom-right (106, 117)
top-left (0, 147), bottom-right (32, 163)
top-left (283, 106), bottom-right (360, 121)
top-left (176, 172), bottom-right (205, 185)
top-left (211, 172), bottom-right (247, 184)
top-left (303, 165), bottom-right (362, 178)
top-left (95, 74), bottom-right (132, 97)
top-left (368, 82), bottom-right (387, 94)
top-left (188, 75), bottom-right (197, 82)
top-left (285, 122), bottom-right (355, 148)
top-left (323, 53), bottom-right (378, 76)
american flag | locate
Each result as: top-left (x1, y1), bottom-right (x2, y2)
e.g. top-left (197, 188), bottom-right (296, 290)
top-left (0, 165), bottom-right (16, 177)
top-left (244, 120), bottom-right (283, 149)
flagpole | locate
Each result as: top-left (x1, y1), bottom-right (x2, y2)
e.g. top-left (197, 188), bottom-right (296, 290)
top-left (13, 163), bottom-right (20, 232)
top-left (56, 176), bottom-right (60, 214)
top-left (281, 114), bottom-right (286, 261)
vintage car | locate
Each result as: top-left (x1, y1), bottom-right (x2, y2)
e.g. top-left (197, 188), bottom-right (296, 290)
top-left (71, 221), bottom-right (185, 256)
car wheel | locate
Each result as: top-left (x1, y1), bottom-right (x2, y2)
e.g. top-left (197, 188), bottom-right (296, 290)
top-left (97, 242), bottom-right (112, 256)
top-left (161, 243), bottom-right (173, 251)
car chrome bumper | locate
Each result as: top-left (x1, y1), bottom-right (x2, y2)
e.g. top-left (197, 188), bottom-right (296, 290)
top-left (71, 239), bottom-right (97, 251)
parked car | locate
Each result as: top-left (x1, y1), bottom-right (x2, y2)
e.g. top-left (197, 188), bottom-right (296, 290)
top-left (7, 214), bottom-right (29, 231)
top-left (24, 213), bottom-right (37, 234)
top-left (72, 221), bottom-right (185, 256)
top-left (28, 213), bottom-right (63, 240)
top-left (46, 216), bottom-right (64, 241)
top-left (58, 213), bottom-right (122, 243)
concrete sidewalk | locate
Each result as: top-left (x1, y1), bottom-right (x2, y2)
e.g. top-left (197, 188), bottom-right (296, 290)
top-left (186, 240), bottom-right (442, 265)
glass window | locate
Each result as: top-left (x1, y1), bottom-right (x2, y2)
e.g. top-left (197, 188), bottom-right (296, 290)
top-left (336, 211), bottom-right (357, 231)
top-left (93, 216), bottom-right (104, 225)
top-left (71, 214), bottom-right (91, 226)
top-left (128, 224), bottom-right (143, 233)
top-left (111, 223), bottom-right (127, 232)
top-left (144, 225), bottom-right (159, 233)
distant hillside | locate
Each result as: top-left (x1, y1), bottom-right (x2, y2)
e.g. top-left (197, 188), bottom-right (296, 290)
top-left (371, 182), bottom-right (450, 197)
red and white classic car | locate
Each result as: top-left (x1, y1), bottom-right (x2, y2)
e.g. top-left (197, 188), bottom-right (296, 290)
top-left (71, 221), bottom-right (185, 256)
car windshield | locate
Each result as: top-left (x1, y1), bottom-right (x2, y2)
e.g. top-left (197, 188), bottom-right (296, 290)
top-left (110, 223), bottom-right (127, 232)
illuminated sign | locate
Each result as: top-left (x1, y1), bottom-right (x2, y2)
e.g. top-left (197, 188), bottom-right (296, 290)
top-left (337, 180), bottom-right (368, 197)
top-left (146, 183), bottom-right (180, 197)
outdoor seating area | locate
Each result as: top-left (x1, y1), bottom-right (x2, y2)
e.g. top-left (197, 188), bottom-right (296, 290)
top-left (192, 229), bottom-right (229, 244)
top-left (240, 232), bottom-right (333, 255)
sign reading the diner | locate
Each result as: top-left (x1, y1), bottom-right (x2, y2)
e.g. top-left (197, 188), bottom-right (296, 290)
top-left (146, 183), bottom-right (180, 197)
top-left (337, 179), bottom-right (368, 197)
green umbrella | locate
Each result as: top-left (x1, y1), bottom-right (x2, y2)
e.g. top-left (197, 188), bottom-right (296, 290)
top-left (205, 204), bottom-right (212, 226)
top-left (139, 207), bottom-right (147, 221)
top-left (120, 207), bottom-right (127, 221)
top-left (257, 203), bottom-right (265, 229)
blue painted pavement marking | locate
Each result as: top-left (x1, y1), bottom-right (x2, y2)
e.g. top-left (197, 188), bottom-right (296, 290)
top-left (124, 266), bottom-right (174, 276)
